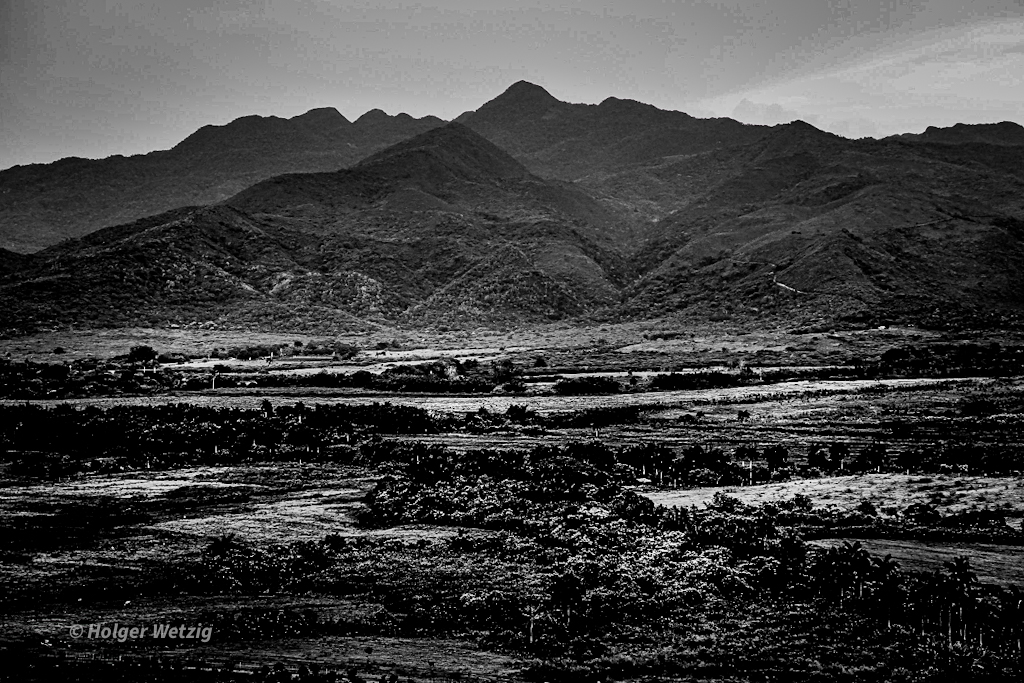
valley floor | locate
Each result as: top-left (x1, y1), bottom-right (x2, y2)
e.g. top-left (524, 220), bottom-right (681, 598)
top-left (2, 327), bottom-right (1023, 682)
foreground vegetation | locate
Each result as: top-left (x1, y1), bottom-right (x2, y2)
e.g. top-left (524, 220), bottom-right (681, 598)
top-left (1, 380), bottom-right (1022, 682)
top-left (1, 330), bottom-right (1022, 681)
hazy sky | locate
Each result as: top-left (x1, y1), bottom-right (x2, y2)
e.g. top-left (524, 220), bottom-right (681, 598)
top-left (2, 1), bottom-right (1023, 169)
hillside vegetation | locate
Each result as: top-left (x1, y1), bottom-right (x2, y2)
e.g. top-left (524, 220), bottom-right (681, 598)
top-left (2, 83), bottom-right (1024, 333)
top-left (0, 109), bottom-right (443, 252)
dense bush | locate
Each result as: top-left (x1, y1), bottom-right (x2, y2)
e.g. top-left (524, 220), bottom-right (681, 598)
top-left (553, 376), bottom-right (621, 395)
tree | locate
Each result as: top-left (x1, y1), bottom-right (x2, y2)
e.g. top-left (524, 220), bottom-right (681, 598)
top-left (734, 445), bottom-right (758, 462)
top-left (806, 444), bottom-right (828, 470)
top-left (856, 499), bottom-right (878, 517)
top-left (829, 442), bottom-right (850, 471)
top-left (127, 345), bottom-right (158, 363)
top-left (857, 442), bottom-right (888, 471)
top-left (870, 554), bottom-right (903, 629)
top-left (491, 359), bottom-right (520, 385)
top-left (764, 445), bottom-right (789, 470)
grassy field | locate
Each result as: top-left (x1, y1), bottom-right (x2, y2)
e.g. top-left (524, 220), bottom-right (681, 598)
top-left (807, 538), bottom-right (1024, 586)
top-left (642, 473), bottom-right (1024, 517)
top-left (644, 473), bottom-right (1024, 586)
top-left (0, 461), bottom-right (514, 679)
top-left (7, 321), bottom-right (1023, 367)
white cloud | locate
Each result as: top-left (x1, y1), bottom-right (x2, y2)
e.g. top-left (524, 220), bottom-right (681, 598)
top-left (694, 17), bottom-right (1024, 137)
top-left (731, 99), bottom-right (819, 126)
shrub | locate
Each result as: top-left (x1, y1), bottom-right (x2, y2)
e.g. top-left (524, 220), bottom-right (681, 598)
top-left (127, 345), bottom-right (158, 363)
top-left (553, 376), bottom-right (620, 395)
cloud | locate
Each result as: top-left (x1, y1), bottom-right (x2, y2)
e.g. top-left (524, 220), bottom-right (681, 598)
top-left (696, 17), bottom-right (1024, 137)
top-left (731, 99), bottom-right (818, 126)
top-left (826, 118), bottom-right (879, 139)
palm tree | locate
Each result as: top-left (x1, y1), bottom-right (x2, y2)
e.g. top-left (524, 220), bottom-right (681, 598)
top-left (206, 533), bottom-right (240, 558)
top-left (944, 556), bottom-right (978, 644)
top-left (1001, 586), bottom-right (1023, 656)
top-left (870, 554), bottom-right (902, 629)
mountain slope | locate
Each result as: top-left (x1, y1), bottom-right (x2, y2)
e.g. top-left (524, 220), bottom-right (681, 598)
top-left (0, 124), bottom-right (630, 333)
top-left (0, 109), bottom-right (445, 253)
top-left (5, 84), bottom-right (1024, 333)
top-left (459, 81), bottom-right (770, 181)
top-left (890, 121), bottom-right (1024, 146)
top-left (622, 121), bottom-right (1024, 328)
top-left (0, 248), bottom-right (28, 276)
top-left (457, 82), bottom-right (780, 232)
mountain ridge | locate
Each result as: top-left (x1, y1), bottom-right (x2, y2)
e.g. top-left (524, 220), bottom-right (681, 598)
top-left (3, 83), bottom-right (1024, 332)
top-left (0, 108), bottom-right (446, 253)
top-left (888, 121), bottom-right (1024, 146)
top-left (0, 123), bottom-right (631, 333)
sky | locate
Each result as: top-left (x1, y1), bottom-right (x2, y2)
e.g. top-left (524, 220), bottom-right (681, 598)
top-left (2, 0), bottom-right (1023, 169)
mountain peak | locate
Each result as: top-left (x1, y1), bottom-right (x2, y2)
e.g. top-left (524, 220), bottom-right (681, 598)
top-left (598, 96), bottom-right (654, 110)
top-left (770, 119), bottom-right (840, 142)
top-left (355, 108), bottom-right (391, 125)
top-left (291, 107), bottom-right (350, 126)
top-left (784, 119), bottom-right (822, 132)
top-left (466, 81), bottom-right (561, 124)
top-left (746, 118), bottom-right (844, 161)
top-left (502, 80), bottom-right (556, 101)
top-left (355, 122), bottom-right (529, 183)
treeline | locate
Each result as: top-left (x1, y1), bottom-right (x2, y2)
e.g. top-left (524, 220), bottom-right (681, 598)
top-left (808, 543), bottom-right (1024, 666)
top-left (876, 342), bottom-right (1024, 378)
top-left (0, 357), bottom-right (174, 399)
top-left (0, 402), bottom-right (437, 478)
top-left (224, 361), bottom-right (498, 394)
top-left (218, 341), bottom-right (1024, 395)
top-left (212, 340), bottom-right (360, 361)
top-left (4, 341), bottom-right (1022, 401)
top-left (0, 403), bottom-right (647, 480)
top-left (0, 357), bottom-right (506, 399)
top-left (3, 400), bottom-right (1021, 482)
top-left (357, 441), bottom-right (1024, 543)
top-left (323, 440), bottom-right (1024, 676)
top-left (124, 341), bottom-right (362, 363)
top-left (659, 499), bottom-right (1024, 659)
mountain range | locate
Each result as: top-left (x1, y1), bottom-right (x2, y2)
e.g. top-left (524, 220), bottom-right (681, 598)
top-left (0, 109), bottom-right (444, 253)
top-left (2, 82), bottom-right (1023, 334)
top-left (0, 123), bottom-right (630, 332)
